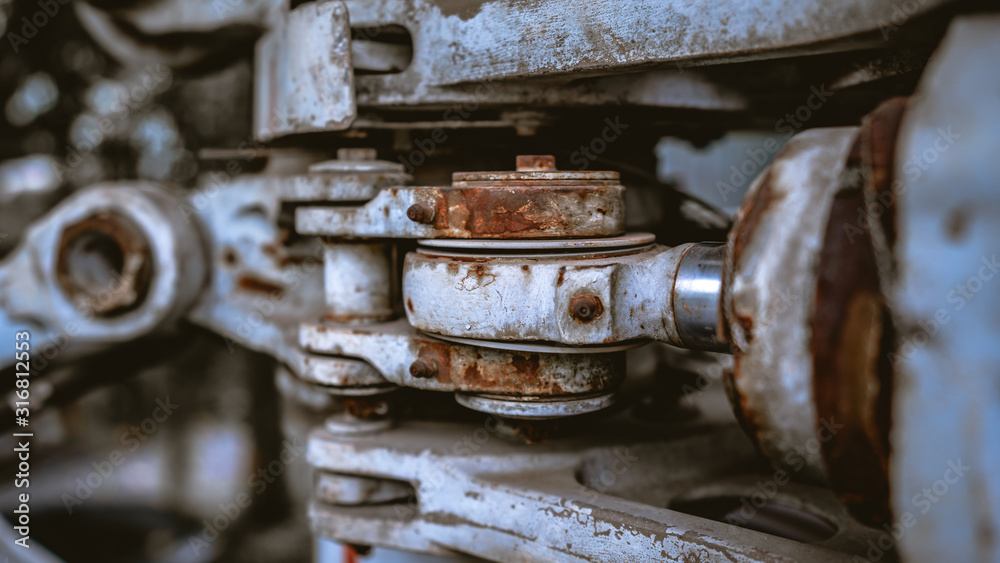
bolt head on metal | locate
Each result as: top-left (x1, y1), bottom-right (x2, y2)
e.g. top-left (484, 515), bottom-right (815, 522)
top-left (569, 294), bottom-right (603, 323)
top-left (406, 203), bottom-right (435, 224)
top-left (409, 358), bottom-right (438, 379)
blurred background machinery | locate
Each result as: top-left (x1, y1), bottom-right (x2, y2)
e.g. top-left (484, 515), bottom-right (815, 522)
top-left (0, 0), bottom-right (998, 561)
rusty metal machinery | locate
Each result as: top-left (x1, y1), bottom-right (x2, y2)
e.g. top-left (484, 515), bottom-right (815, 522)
top-left (1, 1), bottom-right (999, 562)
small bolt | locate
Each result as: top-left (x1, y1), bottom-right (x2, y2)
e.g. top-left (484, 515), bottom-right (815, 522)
top-left (409, 358), bottom-right (438, 379)
top-left (406, 203), bottom-right (435, 224)
top-left (569, 294), bottom-right (603, 323)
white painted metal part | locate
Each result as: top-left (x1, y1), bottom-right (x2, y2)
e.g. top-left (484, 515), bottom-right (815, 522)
top-left (723, 127), bottom-right (858, 484)
top-left (0, 183), bottom-right (207, 370)
top-left (254, 0), bottom-right (356, 138)
top-left (404, 244), bottom-right (691, 346)
top-left (886, 16), bottom-right (1000, 563)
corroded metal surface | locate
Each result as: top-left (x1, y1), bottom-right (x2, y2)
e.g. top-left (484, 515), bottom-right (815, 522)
top-left (722, 127), bottom-right (857, 484)
top-left (810, 99), bottom-right (905, 527)
top-left (254, 0), bottom-right (355, 138)
top-left (299, 319), bottom-right (624, 397)
top-left (55, 212), bottom-right (153, 317)
top-left (0, 183), bottom-right (208, 371)
top-left (296, 157), bottom-right (625, 239)
top-left (322, 241), bottom-right (397, 323)
top-left (184, 176), bottom-right (330, 378)
top-left (296, 184), bottom-right (626, 239)
top-left (403, 244), bottom-right (688, 346)
top-left (307, 407), bottom-right (892, 562)
top-left (346, 0), bottom-right (953, 105)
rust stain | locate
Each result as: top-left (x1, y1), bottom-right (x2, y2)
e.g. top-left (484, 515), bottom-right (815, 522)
top-left (55, 212), bottom-right (153, 316)
top-left (237, 276), bottom-right (285, 296)
top-left (424, 183), bottom-right (622, 239)
top-left (462, 363), bottom-right (484, 387)
top-left (861, 97), bottom-right (907, 253)
top-left (723, 167), bottom-right (779, 346)
top-left (569, 294), bottom-right (604, 323)
top-left (510, 353), bottom-right (540, 379)
top-left (515, 154), bottom-right (556, 171)
top-left (416, 341), bottom-right (452, 385)
top-left (223, 247), bottom-right (239, 266)
top-left (278, 254), bottom-right (312, 267)
top-left (810, 118), bottom-right (895, 527)
top-left (460, 264), bottom-right (496, 289)
top-left (451, 188), bottom-right (546, 236)
top-left (342, 396), bottom-right (387, 420)
top-left (724, 365), bottom-right (765, 457)
top-left (406, 298), bottom-right (414, 313)
top-left (414, 338), bottom-right (619, 396)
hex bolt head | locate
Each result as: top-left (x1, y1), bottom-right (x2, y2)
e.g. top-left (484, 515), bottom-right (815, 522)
top-left (409, 358), bottom-right (439, 379)
top-left (406, 203), bottom-right (435, 224)
top-left (569, 294), bottom-right (604, 323)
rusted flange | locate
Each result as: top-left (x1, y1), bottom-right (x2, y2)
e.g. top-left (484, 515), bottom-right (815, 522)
top-left (810, 97), bottom-right (907, 527)
top-left (296, 155), bottom-right (626, 239)
top-left (441, 155), bottom-right (625, 239)
top-left (56, 211), bottom-right (153, 317)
